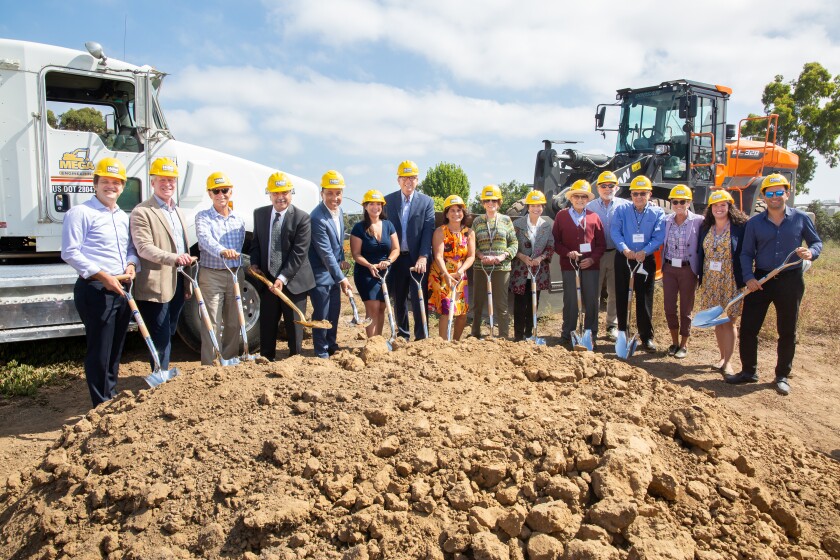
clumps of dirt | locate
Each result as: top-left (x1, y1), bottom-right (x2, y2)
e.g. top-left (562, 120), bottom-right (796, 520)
top-left (1, 336), bottom-right (839, 559)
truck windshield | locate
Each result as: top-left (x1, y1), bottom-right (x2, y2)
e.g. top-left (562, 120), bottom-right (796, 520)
top-left (616, 89), bottom-right (689, 180)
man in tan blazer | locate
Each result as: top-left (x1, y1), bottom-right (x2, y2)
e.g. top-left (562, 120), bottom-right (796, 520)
top-left (130, 158), bottom-right (192, 371)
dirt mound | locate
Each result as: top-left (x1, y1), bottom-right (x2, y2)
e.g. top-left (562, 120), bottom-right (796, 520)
top-left (1, 337), bottom-right (839, 559)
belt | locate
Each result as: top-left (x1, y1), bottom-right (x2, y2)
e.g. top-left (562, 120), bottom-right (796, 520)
top-left (605, 248), bottom-right (616, 252)
top-left (665, 258), bottom-right (690, 268)
top-left (400, 251), bottom-right (410, 255)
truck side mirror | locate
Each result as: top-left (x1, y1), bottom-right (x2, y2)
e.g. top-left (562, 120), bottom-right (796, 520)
top-left (134, 75), bottom-right (152, 130)
top-left (595, 106), bottom-right (606, 129)
top-left (726, 124), bottom-right (736, 140)
top-left (679, 96), bottom-right (698, 119)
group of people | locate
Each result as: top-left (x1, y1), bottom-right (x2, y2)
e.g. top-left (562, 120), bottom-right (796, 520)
top-left (61, 156), bottom-right (821, 409)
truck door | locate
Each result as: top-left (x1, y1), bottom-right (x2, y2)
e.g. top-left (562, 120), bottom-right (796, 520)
top-left (40, 68), bottom-right (146, 222)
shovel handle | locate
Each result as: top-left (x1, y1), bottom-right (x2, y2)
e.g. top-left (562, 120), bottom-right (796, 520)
top-left (233, 282), bottom-right (247, 326)
top-left (125, 297), bottom-right (152, 339)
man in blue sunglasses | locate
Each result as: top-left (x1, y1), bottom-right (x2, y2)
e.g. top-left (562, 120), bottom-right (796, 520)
top-left (725, 174), bottom-right (822, 395)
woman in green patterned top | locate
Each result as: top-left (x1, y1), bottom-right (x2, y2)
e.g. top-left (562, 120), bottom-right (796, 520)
top-left (469, 184), bottom-right (519, 339)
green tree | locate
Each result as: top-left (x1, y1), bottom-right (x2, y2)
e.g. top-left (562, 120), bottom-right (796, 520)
top-left (419, 162), bottom-right (471, 202)
top-left (59, 107), bottom-right (106, 134)
top-left (46, 109), bottom-right (57, 129)
top-left (806, 201), bottom-right (832, 239)
top-left (469, 180), bottom-right (532, 214)
top-left (741, 62), bottom-right (839, 194)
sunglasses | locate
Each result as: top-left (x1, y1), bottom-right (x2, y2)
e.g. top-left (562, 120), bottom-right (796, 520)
top-left (631, 192), bottom-right (649, 197)
top-left (764, 189), bottom-right (786, 198)
top-left (598, 184), bottom-right (617, 189)
top-left (210, 188), bottom-right (230, 195)
top-left (671, 199), bottom-right (688, 205)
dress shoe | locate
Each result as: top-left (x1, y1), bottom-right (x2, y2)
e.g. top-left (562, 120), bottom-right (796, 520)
top-left (667, 344), bottom-right (679, 357)
top-left (725, 371), bottom-right (759, 384)
top-left (642, 339), bottom-right (657, 353)
top-left (775, 377), bottom-right (791, 396)
top-left (674, 347), bottom-right (688, 359)
top-left (606, 326), bottom-right (618, 341)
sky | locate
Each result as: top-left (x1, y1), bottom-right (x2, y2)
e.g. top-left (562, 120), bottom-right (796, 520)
top-left (3, 0), bottom-right (840, 207)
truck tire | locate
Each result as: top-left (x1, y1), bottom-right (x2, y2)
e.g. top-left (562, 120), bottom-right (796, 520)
top-left (176, 254), bottom-right (262, 354)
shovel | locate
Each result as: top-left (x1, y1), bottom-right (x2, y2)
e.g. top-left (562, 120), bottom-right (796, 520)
top-left (248, 269), bottom-right (332, 329)
top-left (409, 266), bottom-right (429, 339)
top-left (179, 262), bottom-right (240, 366)
top-left (692, 250), bottom-right (804, 328)
top-left (223, 256), bottom-right (260, 362)
top-left (120, 276), bottom-right (179, 387)
top-left (446, 276), bottom-right (463, 342)
top-left (343, 287), bottom-right (372, 329)
top-left (569, 259), bottom-right (591, 351)
top-left (378, 266), bottom-right (396, 350)
top-left (526, 264), bottom-right (546, 346)
top-left (481, 263), bottom-right (497, 338)
top-left (615, 260), bottom-right (643, 360)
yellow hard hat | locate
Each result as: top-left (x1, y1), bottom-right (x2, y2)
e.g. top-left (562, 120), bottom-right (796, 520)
top-left (480, 184), bottom-right (503, 201)
top-left (596, 170), bottom-right (618, 185)
top-left (397, 160), bottom-right (419, 177)
top-left (94, 158), bottom-right (126, 181)
top-left (321, 170), bottom-right (345, 189)
top-left (206, 171), bottom-right (233, 190)
top-left (668, 184), bottom-right (692, 201)
top-left (524, 190), bottom-right (547, 205)
top-left (149, 157), bottom-right (179, 177)
top-left (443, 194), bottom-right (466, 211)
top-left (362, 189), bottom-right (386, 204)
top-left (266, 171), bottom-right (293, 193)
top-left (629, 175), bottom-right (653, 191)
top-left (565, 179), bottom-right (595, 201)
top-left (760, 173), bottom-right (790, 192)
top-left (707, 190), bottom-right (735, 206)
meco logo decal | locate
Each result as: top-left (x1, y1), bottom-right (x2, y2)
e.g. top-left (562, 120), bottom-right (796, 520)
top-left (106, 166), bottom-right (119, 174)
top-left (214, 178), bottom-right (226, 184)
top-left (59, 148), bottom-right (94, 170)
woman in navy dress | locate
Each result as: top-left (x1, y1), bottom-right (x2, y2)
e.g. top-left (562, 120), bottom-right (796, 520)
top-left (350, 190), bottom-right (400, 337)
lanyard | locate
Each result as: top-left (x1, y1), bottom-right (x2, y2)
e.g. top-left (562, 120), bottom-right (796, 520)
top-left (633, 206), bottom-right (648, 232)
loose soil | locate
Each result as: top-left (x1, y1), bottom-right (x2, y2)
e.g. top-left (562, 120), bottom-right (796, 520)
top-left (1, 314), bottom-right (839, 559)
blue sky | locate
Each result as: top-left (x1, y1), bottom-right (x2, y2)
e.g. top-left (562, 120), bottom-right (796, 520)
top-left (4, 0), bottom-right (840, 206)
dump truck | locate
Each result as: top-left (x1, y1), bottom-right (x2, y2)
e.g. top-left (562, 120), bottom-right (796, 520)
top-left (532, 79), bottom-right (799, 215)
top-left (0, 39), bottom-right (319, 349)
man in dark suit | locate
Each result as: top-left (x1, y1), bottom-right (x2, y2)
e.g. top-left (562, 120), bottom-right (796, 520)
top-left (384, 160), bottom-right (435, 341)
top-left (250, 171), bottom-right (315, 360)
top-left (308, 170), bottom-right (352, 358)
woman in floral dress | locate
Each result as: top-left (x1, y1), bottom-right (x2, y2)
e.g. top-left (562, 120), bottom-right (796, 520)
top-left (697, 190), bottom-right (748, 375)
top-left (428, 195), bottom-right (475, 340)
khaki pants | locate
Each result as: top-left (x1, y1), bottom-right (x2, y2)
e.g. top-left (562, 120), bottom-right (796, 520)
top-left (198, 268), bottom-right (240, 365)
top-left (470, 269), bottom-right (510, 339)
top-left (597, 249), bottom-right (618, 327)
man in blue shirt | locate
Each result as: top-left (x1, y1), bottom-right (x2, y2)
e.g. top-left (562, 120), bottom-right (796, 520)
top-left (610, 175), bottom-right (666, 352)
top-left (61, 158), bottom-right (139, 407)
top-left (726, 174), bottom-right (821, 395)
top-left (586, 170), bottom-right (631, 341)
top-left (195, 172), bottom-right (246, 365)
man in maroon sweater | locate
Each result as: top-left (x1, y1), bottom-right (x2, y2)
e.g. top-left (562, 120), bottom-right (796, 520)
top-left (552, 180), bottom-right (606, 348)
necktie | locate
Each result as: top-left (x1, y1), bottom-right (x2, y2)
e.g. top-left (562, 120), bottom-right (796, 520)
top-left (270, 212), bottom-right (283, 277)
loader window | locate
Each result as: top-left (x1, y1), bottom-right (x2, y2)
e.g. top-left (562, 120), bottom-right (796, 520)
top-left (44, 71), bottom-right (143, 153)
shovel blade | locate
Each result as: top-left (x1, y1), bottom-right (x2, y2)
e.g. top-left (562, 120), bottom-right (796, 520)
top-left (529, 335), bottom-right (546, 346)
top-left (615, 331), bottom-right (628, 359)
top-left (627, 336), bottom-right (639, 358)
top-left (571, 331), bottom-right (582, 347)
top-left (691, 306), bottom-right (725, 328)
top-left (581, 329), bottom-right (594, 351)
top-left (219, 356), bottom-right (241, 366)
top-left (145, 367), bottom-right (178, 388)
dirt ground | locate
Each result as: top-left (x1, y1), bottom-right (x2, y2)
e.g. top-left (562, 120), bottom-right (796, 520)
top-left (1, 307), bottom-right (839, 559)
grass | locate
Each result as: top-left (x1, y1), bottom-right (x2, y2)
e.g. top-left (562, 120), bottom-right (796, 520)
top-left (0, 340), bottom-right (85, 397)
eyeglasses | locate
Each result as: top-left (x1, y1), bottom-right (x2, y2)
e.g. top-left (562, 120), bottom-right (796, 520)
top-left (598, 184), bottom-right (617, 189)
top-left (671, 200), bottom-right (688, 205)
top-left (631, 192), bottom-right (649, 197)
top-left (210, 188), bottom-right (230, 195)
top-left (764, 189), bottom-right (786, 198)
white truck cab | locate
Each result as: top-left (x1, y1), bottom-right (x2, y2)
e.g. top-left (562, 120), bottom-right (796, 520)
top-left (0, 39), bottom-right (319, 347)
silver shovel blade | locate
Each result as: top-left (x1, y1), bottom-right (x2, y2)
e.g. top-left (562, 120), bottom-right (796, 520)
top-left (145, 370), bottom-right (168, 388)
top-left (219, 356), bottom-right (241, 366)
top-left (627, 335), bottom-right (640, 358)
top-left (529, 335), bottom-right (546, 346)
top-left (691, 306), bottom-right (725, 328)
top-left (615, 331), bottom-right (628, 359)
top-left (581, 330), bottom-right (593, 351)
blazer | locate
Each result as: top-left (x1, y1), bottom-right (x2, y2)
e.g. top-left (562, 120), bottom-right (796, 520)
top-left (698, 221), bottom-right (747, 288)
top-left (662, 211), bottom-right (703, 276)
top-left (250, 204), bottom-right (315, 295)
top-left (308, 202), bottom-right (346, 287)
top-left (384, 189), bottom-right (435, 262)
top-left (552, 209), bottom-right (606, 271)
top-left (130, 196), bottom-right (190, 302)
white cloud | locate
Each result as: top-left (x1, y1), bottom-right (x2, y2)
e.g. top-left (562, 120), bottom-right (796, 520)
top-left (166, 105), bottom-right (258, 155)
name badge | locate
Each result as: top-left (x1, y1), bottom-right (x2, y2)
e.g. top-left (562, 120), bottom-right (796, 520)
top-left (579, 243), bottom-right (592, 253)
top-left (632, 233), bottom-right (645, 244)
top-left (709, 260), bottom-right (723, 272)
top-left (670, 258), bottom-right (682, 268)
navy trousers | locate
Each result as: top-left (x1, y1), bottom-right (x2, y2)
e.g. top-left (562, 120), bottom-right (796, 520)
top-left (136, 277), bottom-right (185, 371)
top-left (387, 252), bottom-right (428, 341)
top-left (74, 278), bottom-right (131, 407)
top-left (310, 283), bottom-right (340, 358)
top-left (260, 285), bottom-right (308, 360)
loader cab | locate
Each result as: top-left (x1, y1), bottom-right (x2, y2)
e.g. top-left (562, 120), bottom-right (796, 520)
top-left (606, 80), bottom-right (730, 202)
